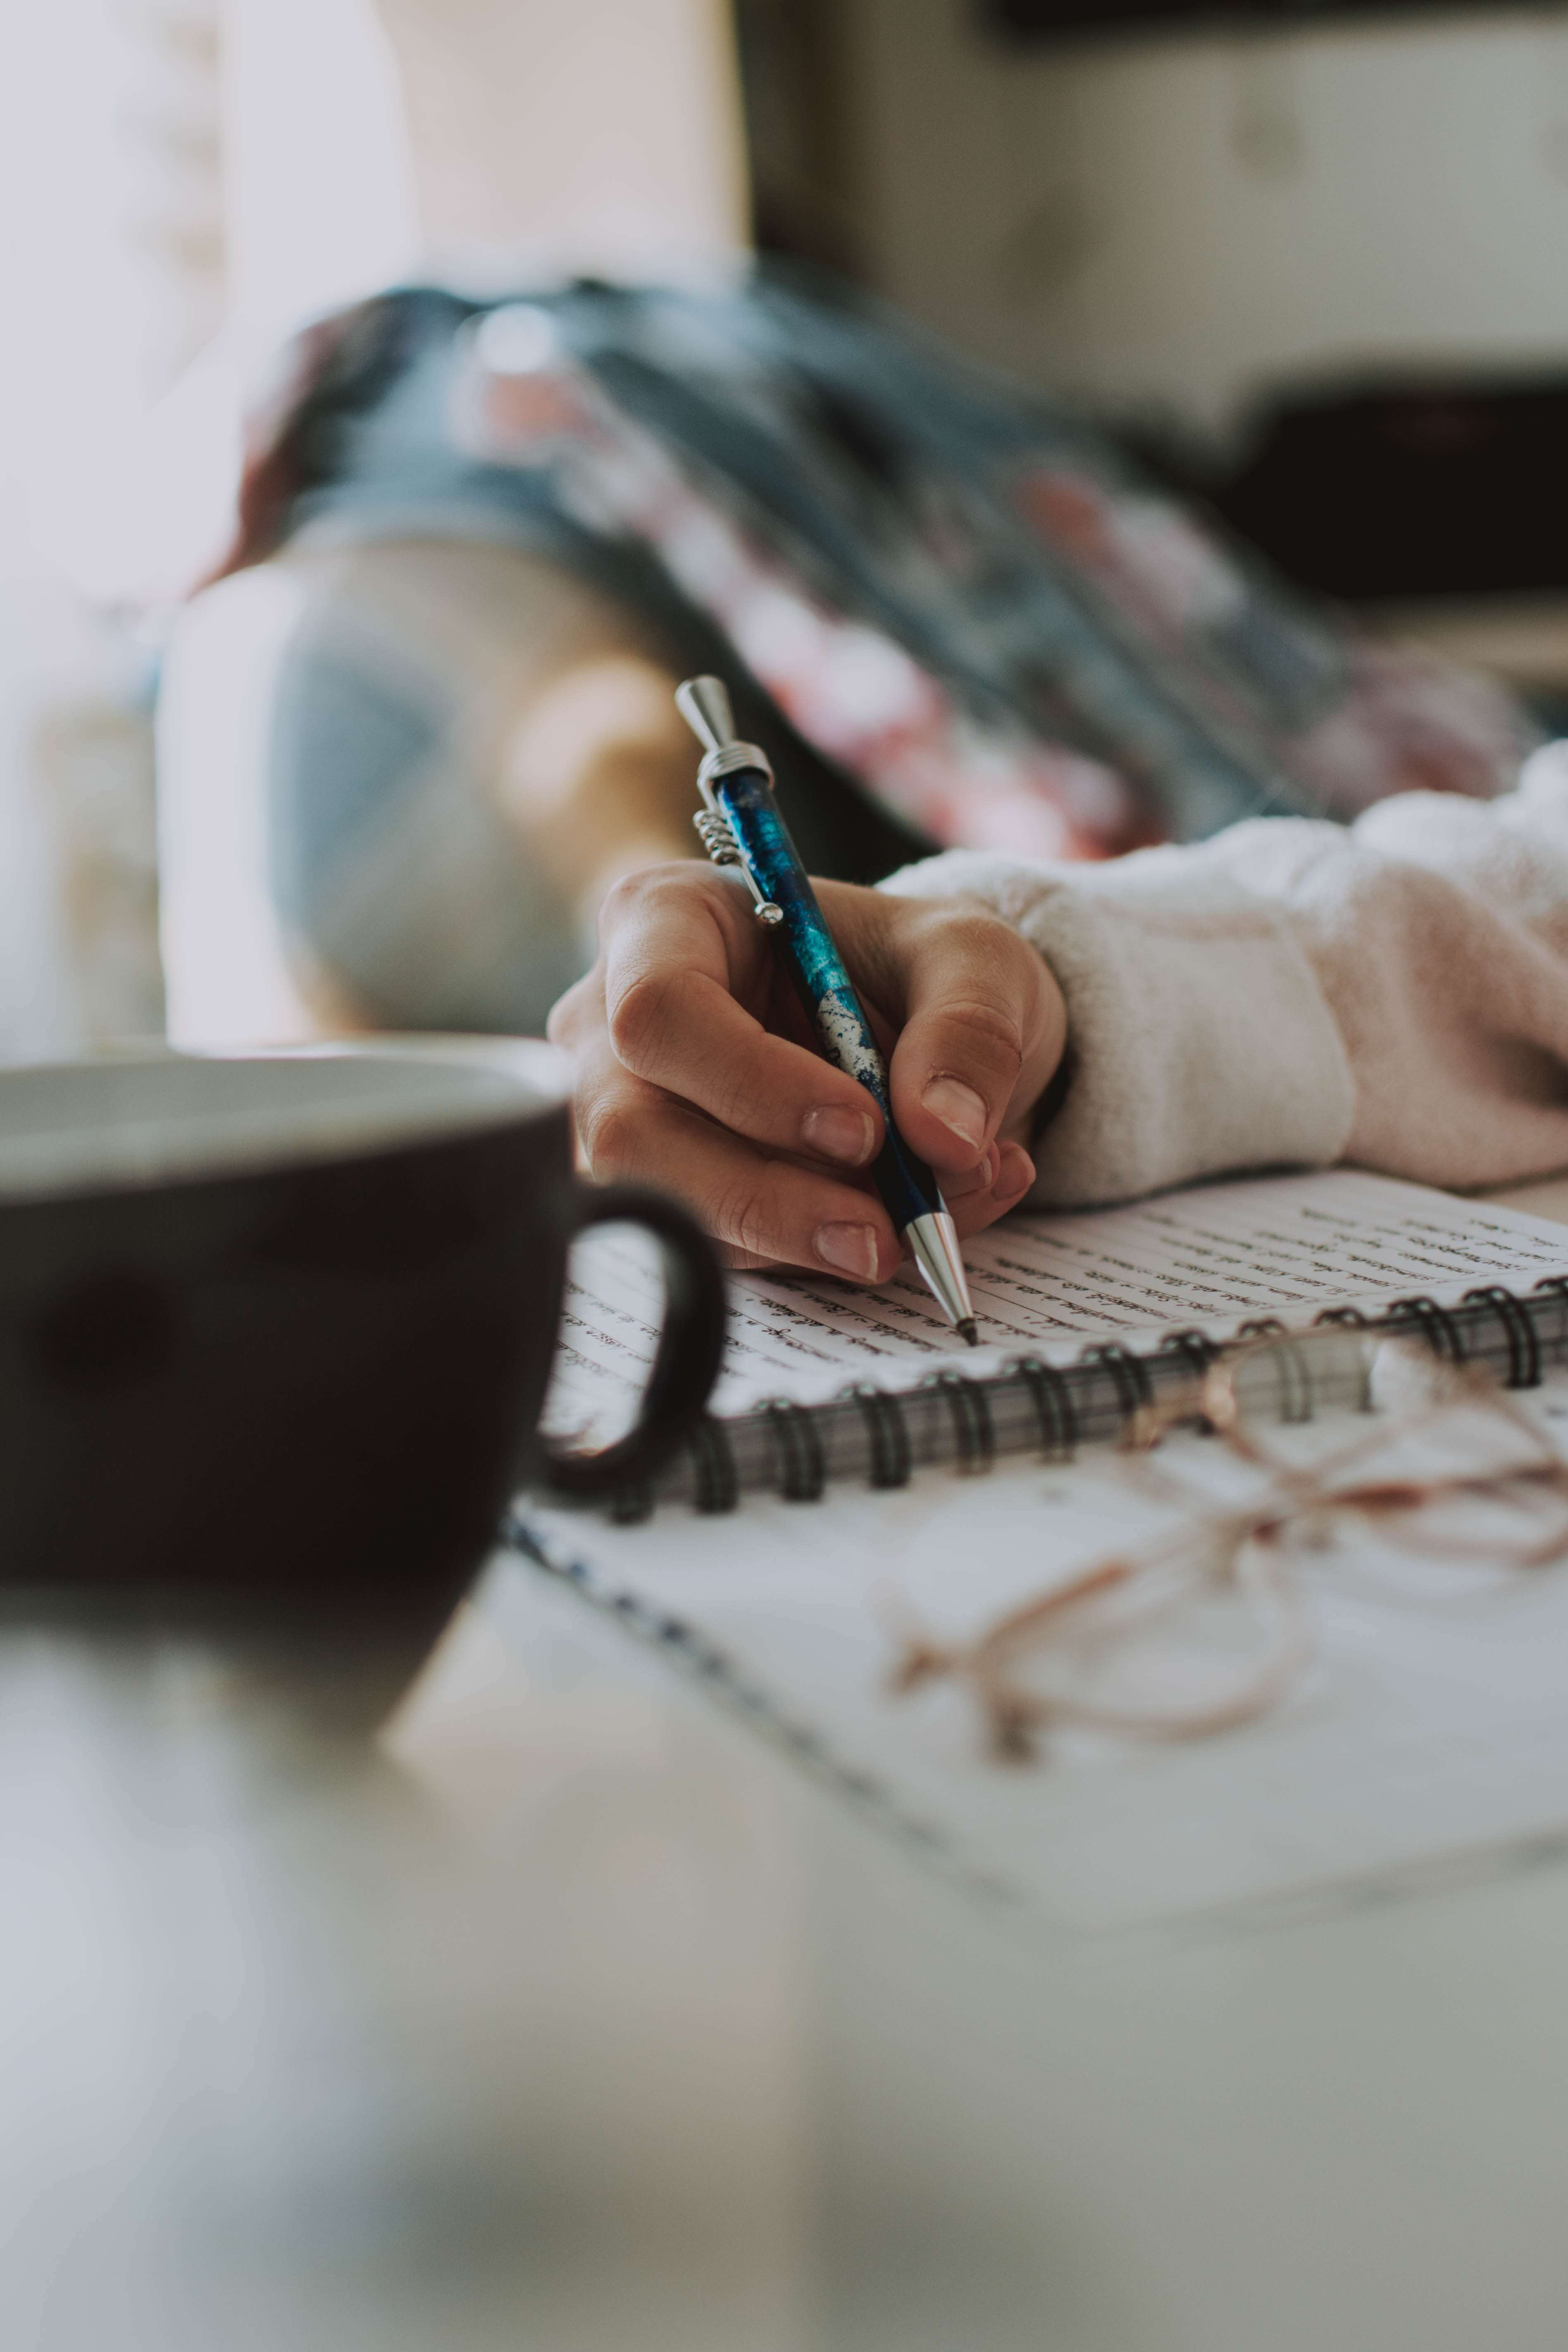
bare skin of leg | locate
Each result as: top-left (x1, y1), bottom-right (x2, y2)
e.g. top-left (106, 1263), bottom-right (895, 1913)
top-left (493, 646), bottom-right (697, 934)
top-left (269, 540), bottom-right (697, 1035)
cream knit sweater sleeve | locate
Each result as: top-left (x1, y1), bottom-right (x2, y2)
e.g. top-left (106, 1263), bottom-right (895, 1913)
top-left (882, 743), bottom-right (1568, 1210)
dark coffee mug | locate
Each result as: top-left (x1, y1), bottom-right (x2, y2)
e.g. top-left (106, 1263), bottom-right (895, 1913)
top-left (0, 1041), bottom-right (725, 1640)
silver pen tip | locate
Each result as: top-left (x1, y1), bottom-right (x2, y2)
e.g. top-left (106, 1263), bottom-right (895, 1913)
top-left (957, 1320), bottom-right (979, 1349)
top-left (905, 1209), bottom-right (977, 1340)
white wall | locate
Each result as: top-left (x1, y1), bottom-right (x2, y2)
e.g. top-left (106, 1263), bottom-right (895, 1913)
top-left (222, 0), bottom-right (421, 347)
top-left (0, 0), bottom-right (233, 1057)
top-left (842, 1), bottom-right (1568, 432)
top-left (221, 0), bottom-right (748, 343)
top-left (376, 0), bottom-right (749, 286)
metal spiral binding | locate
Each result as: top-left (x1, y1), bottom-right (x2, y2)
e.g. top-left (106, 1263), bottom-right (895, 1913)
top-left (1079, 1342), bottom-right (1153, 1423)
top-left (1386, 1294), bottom-right (1466, 1362)
top-left (842, 1380), bottom-right (913, 1489)
top-left (921, 1369), bottom-right (995, 1475)
top-left (1248, 1332), bottom-right (1318, 1424)
top-left (1159, 1327), bottom-right (1220, 1381)
top-left (1011, 1356), bottom-right (1079, 1460)
top-left (687, 1415), bottom-right (739, 1514)
top-left (609, 1477), bottom-right (654, 1525)
top-left (763, 1397), bottom-right (827, 1501)
top-left (1463, 1284), bottom-right (1541, 1388)
top-left (583, 1275), bottom-right (1568, 1518)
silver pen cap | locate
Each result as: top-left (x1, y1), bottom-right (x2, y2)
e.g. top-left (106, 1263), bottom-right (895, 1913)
top-left (674, 674), bottom-right (737, 755)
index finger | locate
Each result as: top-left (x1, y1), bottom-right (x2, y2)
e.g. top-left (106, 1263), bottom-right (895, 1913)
top-left (601, 869), bottom-right (886, 1171)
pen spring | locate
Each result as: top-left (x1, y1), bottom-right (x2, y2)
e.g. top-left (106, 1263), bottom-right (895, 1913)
top-left (692, 806), bottom-right (783, 925)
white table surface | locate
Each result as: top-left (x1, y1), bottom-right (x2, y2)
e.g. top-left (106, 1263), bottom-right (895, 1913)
top-left (9, 1175), bottom-right (1568, 2352)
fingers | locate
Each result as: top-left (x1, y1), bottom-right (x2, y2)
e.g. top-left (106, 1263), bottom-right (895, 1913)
top-left (820, 891), bottom-right (1063, 1175)
top-left (893, 921), bottom-right (1055, 1169)
top-left (564, 1017), bottom-right (903, 1282)
top-left (946, 1141), bottom-right (1036, 1237)
top-left (551, 864), bottom-right (1060, 1291)
top-left (714, 1141), bottom-right (1037, 1275)
top-left (597, 866), bottom-right (884, 1170)
top-left (941, 1141), bottom-right (1001, 1201)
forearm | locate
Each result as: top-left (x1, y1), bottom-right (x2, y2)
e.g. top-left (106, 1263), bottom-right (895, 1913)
top-left (497, 651), bottom-right (698, 938)
top-left (883, 746), bottom-right (1568, 1207)
top-left (883, 842), bottom-right (1353, 1207)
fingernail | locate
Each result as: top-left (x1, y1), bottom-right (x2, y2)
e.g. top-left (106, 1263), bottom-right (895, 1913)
top-left (814, 1221), bottom-right (881, 1280)
top-left (942, 1143), bottom-right (1000, 1199)
top-left (996, 1145), bottom-right (1035, 1201)
top-left (922, 1075), bottom-right (987, 1151)
top-left (801, 1105), bottom-right (876, 1166)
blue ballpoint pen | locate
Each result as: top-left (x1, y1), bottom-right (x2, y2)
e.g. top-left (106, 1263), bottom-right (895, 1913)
top-left (676, 675), bottom-right (979, 1345)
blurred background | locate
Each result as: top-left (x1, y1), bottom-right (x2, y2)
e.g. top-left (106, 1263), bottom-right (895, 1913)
top-left (7, 0), bottom-right (1568, 1060)
top-left (12, 14), bottom-right (1568, 2345)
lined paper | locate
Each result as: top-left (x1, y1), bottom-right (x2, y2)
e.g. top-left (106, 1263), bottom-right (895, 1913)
top-left (544, 1168), bottom-right (1568, 1430)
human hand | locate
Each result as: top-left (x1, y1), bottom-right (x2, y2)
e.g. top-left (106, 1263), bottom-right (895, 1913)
top-left (548, 865), bottom-right (1067, 1280)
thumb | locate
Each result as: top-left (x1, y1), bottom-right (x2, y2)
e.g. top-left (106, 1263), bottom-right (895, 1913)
top-left (882, 906), bottom-right (1062, 1174)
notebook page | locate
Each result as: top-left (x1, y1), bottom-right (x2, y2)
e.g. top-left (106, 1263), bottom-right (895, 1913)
top-left (519, 1172), bottom-right (1568, 1931)
top-left (517, 1373), bottom-right (1568, 1937)
top-left (544, 1168), bottom-right (1568, 1432)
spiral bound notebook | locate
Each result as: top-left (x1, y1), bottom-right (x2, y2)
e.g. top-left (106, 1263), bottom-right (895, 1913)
top-left (544, 1169), bottom-right (1568, 1512)
top-left (511, 1170), bottom-right (1568, 1935)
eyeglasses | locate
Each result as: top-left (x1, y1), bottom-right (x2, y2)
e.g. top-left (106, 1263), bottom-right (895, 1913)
top-left (888, 1334), bottom-right (1568, 1763)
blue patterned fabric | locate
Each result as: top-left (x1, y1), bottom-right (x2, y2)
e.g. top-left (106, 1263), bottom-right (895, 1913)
top-left (241, 269), bottom-right (1535, 861)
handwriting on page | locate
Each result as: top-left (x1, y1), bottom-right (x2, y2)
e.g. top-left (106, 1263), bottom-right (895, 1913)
top-left (543, 1170), bottom-right (1568, 1431)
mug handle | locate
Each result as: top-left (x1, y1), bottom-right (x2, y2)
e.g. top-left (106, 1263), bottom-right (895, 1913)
top-left (539, 1183), bottom-right (727, 1498)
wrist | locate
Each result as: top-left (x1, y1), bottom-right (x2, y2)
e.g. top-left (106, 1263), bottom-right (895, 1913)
top-left (882, 845), bottom-right (1354, 1206)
